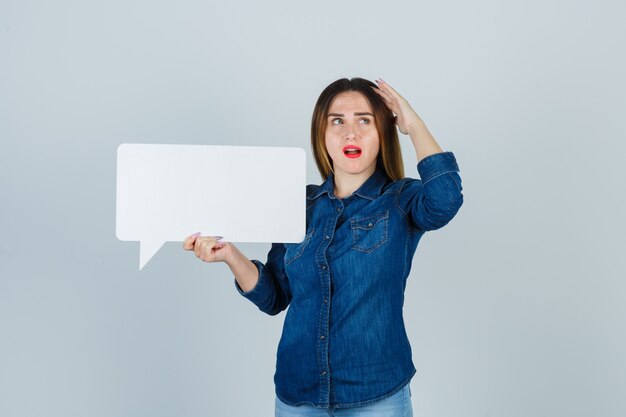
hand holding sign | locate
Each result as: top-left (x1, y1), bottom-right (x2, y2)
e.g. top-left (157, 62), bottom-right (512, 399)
top-left (182, 233), bottom-right (229, 263)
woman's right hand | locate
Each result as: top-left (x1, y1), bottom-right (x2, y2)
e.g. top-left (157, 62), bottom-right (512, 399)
top-left (183, 232), bottom-right (233, 263)
top-left (183, 232), bottom-right (259, 292)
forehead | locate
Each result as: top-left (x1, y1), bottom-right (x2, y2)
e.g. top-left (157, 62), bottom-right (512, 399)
top-left (328, 91), bottom-right (372, 113)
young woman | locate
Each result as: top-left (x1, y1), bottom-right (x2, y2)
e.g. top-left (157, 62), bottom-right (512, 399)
top-left (183, 77), bottom-right (464, 416)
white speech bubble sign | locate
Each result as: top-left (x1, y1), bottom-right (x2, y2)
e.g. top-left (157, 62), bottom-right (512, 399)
top-left (116, 143), bottom-right (306, 269)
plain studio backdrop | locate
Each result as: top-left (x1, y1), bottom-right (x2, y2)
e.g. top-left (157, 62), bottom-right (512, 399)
top-left (1, 1), bottom-right (624, 416)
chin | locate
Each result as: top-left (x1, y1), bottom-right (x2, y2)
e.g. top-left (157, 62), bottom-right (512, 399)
top-left (337, 164), bottom-right (374, 176)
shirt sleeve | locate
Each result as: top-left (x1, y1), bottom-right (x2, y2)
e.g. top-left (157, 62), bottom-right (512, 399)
top-left (234, 242), bottom-right (292, 316)
top-left (397, 151), bottom-right (464, 231)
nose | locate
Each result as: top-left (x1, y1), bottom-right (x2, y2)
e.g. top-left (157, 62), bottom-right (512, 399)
top-left (343, 124), bottom-right (358, 141)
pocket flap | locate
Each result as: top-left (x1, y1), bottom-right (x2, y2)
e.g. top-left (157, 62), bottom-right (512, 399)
top-left (350, 211), bottom-right (390, 231)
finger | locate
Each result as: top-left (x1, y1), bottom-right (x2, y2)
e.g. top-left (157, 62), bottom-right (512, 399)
top-left (183, 232), bottom-right (201, 250)
top-left (377, 78), bottom-right (405, 101)
top-left (375, 78), bottom-right (392, 92)
top-left (194, 237), bottom-right (208, 257)
top-left (194, 236), bottom-right (220, 259)
top-left (373, 81), bottom-right (398, 103)
top-left (377, 89), bottom-right (396, 107)
top-left (376, 78), bottom-right (403, 101)
top-left (372, 86), bottom-right (395, 107)
top-left (374, 89), bottom-right (401, 116)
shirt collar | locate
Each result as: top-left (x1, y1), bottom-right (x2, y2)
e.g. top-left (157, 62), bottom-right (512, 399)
top-left (307, 167), bottom-right (389, 201)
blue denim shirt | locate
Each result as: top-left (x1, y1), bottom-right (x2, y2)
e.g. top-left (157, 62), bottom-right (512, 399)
top-left (235, 151), bottom-right (463, 409)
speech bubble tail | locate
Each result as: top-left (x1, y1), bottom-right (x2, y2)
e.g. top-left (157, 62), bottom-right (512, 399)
top-left (139, 240), bottom-right (165, 270)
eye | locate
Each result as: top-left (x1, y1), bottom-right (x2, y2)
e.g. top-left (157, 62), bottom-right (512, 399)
top-left (359, 118), bottom-right (371, 124)
top-left (331, 118), bottom-right (343, 125)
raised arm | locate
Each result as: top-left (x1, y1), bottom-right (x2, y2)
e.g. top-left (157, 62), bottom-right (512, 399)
top-left (372, 78), bottom-right (463, 230)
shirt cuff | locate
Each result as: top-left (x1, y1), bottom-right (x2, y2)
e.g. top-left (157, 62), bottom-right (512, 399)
top-left (417, 151), bottom-right (460, 185)
top-left (234, 259), bottom-right (273, 306)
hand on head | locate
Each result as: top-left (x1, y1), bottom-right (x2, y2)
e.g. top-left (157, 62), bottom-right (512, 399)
top-left (371, 78), bottom-right (422, 135)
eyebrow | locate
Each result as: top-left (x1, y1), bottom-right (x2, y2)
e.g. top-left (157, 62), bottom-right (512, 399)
top-left (327, 112), bottom-right (374, 117)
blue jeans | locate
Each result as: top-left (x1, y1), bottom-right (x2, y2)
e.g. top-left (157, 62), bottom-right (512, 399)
top-left (275, 383), bottom-right (413, 417)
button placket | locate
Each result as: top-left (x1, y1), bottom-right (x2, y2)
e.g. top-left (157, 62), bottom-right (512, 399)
top-left (316, 204), bottom-right (341, 403)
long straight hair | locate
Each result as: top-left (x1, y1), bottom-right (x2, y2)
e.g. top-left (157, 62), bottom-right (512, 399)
top-left (310, 77), bottom-right (404, 181)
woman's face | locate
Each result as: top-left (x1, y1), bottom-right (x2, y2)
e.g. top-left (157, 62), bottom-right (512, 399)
top-left (324, 91), bottom-right (380, 179)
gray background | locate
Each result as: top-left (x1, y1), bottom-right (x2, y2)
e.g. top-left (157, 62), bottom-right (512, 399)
top-left (1, 0), bottom-right (625, 416)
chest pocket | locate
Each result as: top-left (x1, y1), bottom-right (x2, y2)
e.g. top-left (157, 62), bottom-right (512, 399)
top-left (350, 211), bottom-right (389, 253)
top-left (284, 228), bottom-right (315, 265)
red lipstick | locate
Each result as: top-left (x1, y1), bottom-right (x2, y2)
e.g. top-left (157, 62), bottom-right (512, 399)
top-left (343, 145), bottom-right (362, 159)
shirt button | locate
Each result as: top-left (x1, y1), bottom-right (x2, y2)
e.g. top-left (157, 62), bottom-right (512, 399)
top-left (320, 335), bottom-right (325, 340)
top-left (368, 222), bottom-right (373, 227)
top-left (323, 298), bottom-right (328, 303)
top-left (325, 235), bottom-right (330, 239)
top-left (336, 207), bottom-right (342, 212)
top-left (321, 370), bottom-right (327, 376)
top-left (321, 265), bottom-right (327, 270)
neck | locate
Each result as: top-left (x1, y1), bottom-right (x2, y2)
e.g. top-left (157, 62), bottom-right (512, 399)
top-left (332, 166), bottom-right (376, 199)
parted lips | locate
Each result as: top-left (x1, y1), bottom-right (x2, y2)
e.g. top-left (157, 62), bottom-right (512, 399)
top-left (343, 145), bottom-right (362, 158)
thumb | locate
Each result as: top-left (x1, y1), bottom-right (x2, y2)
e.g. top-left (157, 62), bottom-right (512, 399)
top-left (183, 232), bottom-right (201, 250)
